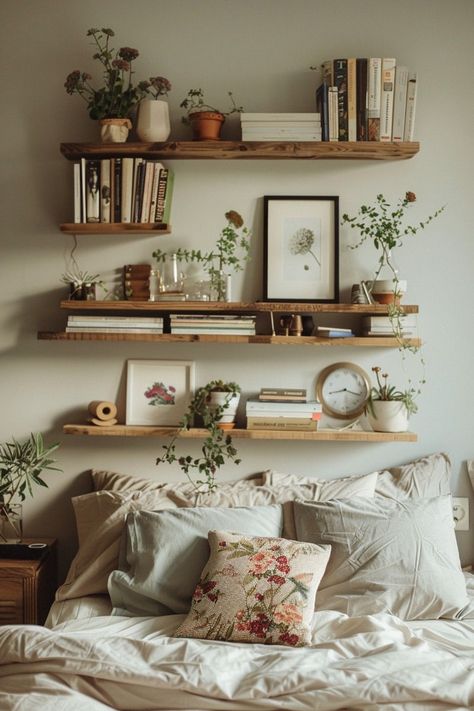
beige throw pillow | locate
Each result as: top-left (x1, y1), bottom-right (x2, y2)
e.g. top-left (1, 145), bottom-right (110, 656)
top-left (375, 452), bottom-right (451, 500)
top-left (175, 530), bottom-right (331, 646)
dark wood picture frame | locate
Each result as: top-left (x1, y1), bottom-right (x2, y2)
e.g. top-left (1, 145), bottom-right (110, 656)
top-left (263, 195), bottom-right (339, 303)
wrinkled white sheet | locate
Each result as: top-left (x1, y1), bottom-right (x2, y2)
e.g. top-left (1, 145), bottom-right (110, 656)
top-left (1, 583), bottom-right (474, 711)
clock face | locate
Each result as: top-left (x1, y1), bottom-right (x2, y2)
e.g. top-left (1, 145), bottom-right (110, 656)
top-left (316, 362), bottom-right (370, 419)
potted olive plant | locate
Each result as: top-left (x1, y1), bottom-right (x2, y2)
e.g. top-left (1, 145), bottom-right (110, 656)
top-left (366, 367), bottom-right (417, 433)
top-left (180, 88), bottom-right (243, 140)
top-left (156, 380), bottom-right (242, 492)
top-left (0, 433), bottom-right (61, 542)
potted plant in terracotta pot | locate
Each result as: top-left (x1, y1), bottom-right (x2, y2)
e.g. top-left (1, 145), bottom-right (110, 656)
top-left (156, 379), bottom-right (242, 492)
top-left (64, 27), bottom-right (171, 143)
top-left (366, 367), bottom-right (417, 433)
top-left (0, 433), bottom-right (61, 542)
top-left (180, 88), bottom-right (243, 140)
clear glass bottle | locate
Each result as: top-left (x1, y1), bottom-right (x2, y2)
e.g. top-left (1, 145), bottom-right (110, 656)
top-left (159, 253), bottom-right (184, 294)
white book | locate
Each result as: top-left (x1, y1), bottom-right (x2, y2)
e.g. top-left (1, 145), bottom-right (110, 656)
top-left (100, 159), bottom-right (111, 223)
top-left (172, 328), bottom-right (255, 335)
top-left (73, 162), bottom-right (81, 223)
top-left (392, 66), bottom-right (409, 142)
top-left (69, 315), bottom-right (163, 322)
top-left (367, 58), bottom-right (382, 141)
top-left (328, 86), bottom-right (339, 142)
top-left (242, 134), bottom-right (322, 142)
top-left (241, 121), bottom-right (321, 129)
top-left (67, 319), bottom-right (163, 328)
top-left (80, 157), bottom-right (87, 223)
top-left (347, 58), bottom-right (357, 141)
top-left (140, 161), bottom-right (155, 223)
top-left (246, 399), bottom-right (322, 412)
top-left (66, 327), bottom-right (163, 334)
top-left (120, 157), bottom-right (134, 223)
top-left (241, 112), bottom-right (320, 122)
top-left (242, 126), bottom-right (321, 134)
top-left (148, 162), bottom-right (164, 222)
top-left (380, 58), bottom-right (396, 141)
top-left (403, 73), bottom-right (418, 141)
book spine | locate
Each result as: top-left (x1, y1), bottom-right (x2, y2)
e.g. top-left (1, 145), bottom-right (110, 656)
top-left (80, 158), bottom-right (87, 223)
top-left (113, 158), bottom-right (121, 223)
top-left (66, 327), bottom-right (163, 334)
top-left (356, 58), bottom-right (368, 141)
top-left (247, 420), bottom-right (318, 431)
top-left (140, 161), bottom-right (155, 223)
top-left (334, 58), bottom-right (348, 140)
top-left (347, 58), bottom-right (357, 141)
top-left (161, 168), bottom-right (174, 225)
top-left (85, 160), bottom-right (100, 223)
top-left (73, 162), bottom-right (81, 223)
top-left (315, 82), bottom-right (329, 142)
top-left (328, 87), bottom-right (339, 142)
top-left (154, 167), bottom-right (169, 222)
top-left (260, 389), bottom-right (306, 397)
top-left (130, 158), bottom-right (143, 223)
top-left (148, 162), bottom-right (162, 222)
top-left (380, 58), bottom-right (396, 142)
top-left (403, 73), bottom-right (418, 141)
top-left (100, 159), bottom-right (111, 223)
top-left (367, 57), bottom-right (382, 141)
top-left (120, 157), bottom-right (134, 223)
top-left (392, 66), bottom-right (409, 142)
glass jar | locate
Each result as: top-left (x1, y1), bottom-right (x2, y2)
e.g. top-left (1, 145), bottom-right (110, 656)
top-left (158, 253), bottom-right (184, 295)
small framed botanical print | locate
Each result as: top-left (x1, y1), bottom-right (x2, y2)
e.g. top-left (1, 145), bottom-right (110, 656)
top-left (263, 196), bottom-right (339, 302)
top-left (126, 360), bottom-right (195, 426)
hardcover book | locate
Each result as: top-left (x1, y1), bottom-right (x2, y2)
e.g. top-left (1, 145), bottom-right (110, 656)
top-left (380, 58), bottom-right (396, 142)
top-left (333, 58), bottom-right (348, 140)
top-left (356, 58), bottom-right (368, 141)
top-left (367, 58), bottom-right (382, 141)
top-left (392, 66), bottom-right (409, 142)
top-left (403, 73), bottom-right (418, 141)
top-left (85, 159), bottom-right (100, 223)
top-left (347, 58), bottom-right (357, 141)
top-left (100, 159), bottom-right (111, 223)
top-left (315, 82), bottom-right (329, 141)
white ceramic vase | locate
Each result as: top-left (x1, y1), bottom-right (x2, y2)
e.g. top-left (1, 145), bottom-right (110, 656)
top-left (136, 100), bottom-right (171, 142)
top-left (208, 392), bottom-right (240, 425)
top-left (368, 400), bottom-right (409, 432)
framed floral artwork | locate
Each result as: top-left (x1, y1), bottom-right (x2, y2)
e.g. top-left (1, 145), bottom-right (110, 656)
top-left (126, 360), bottom-right (195, 426)
top-left (263, 196), bottom-right (339, 302)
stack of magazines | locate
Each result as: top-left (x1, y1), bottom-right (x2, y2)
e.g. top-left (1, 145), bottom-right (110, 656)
top-left (170, 314), bottom-right (256, 335)
top-left (66, 315), bottom-right (163, 334)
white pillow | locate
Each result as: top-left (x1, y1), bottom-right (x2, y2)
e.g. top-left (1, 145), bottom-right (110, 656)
top-left (375, 452), bottom-right (451, 500)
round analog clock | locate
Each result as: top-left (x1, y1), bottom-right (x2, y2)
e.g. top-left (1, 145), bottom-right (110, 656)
top-left (316, 362), bottom-right (370, 419)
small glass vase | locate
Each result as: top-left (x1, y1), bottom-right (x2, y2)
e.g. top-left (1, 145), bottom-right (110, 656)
top-left (0, 503), bottom-right (23, 543)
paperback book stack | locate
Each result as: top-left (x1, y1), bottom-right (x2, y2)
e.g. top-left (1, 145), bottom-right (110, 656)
top-left (246, 388), bottom-right (322, 431)
top-left (123, 264), bottom-right (151, 301)
top-left (315, 57), bottom-right (417, 142)
top-left (73, 159), bottom-right (174, 225)
top-left (65, 315), bottom-right (164, 334)
top-left (362, 314), bottom-right (417, 337)
top-left (316, 326), bottom-right (354, 339)
top-left (170, 315), bottom-right (256, 336)
top-left (240, 113), bottom-right (321, 142)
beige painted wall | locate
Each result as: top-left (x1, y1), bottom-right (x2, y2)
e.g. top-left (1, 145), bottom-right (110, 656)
top-left (1, 0), bottom-right (473, 577)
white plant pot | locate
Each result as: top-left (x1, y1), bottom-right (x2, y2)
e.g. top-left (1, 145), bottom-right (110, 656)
top-left (208, 392), bottom-right (240, 424)
top-left (368, 400), bottom-right (409, 432)
top-left (136, 100), bottom-right (171, 142)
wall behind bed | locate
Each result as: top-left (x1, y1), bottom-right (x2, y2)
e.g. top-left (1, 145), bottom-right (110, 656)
top-left (1, 0), bottom-right (473, 578)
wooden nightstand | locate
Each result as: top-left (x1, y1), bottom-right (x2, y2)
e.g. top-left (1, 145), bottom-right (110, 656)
top-left (0, 538), bottom-right (57, 625)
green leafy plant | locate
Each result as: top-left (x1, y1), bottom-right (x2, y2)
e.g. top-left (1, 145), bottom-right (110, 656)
top-left (0, 433), bottom-right (61, 541)
top-left (180, 88), bottom-right (243, 124)
top-left (64, 27), bottom-right (171, 120)
top-left (153, 210), bottom-right (251, 300)
top-left (156, 380), bottom-right (241, 492)
top-left (366, 366), bottom-right (418, 418)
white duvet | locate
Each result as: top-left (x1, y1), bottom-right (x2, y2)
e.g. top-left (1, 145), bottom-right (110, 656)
top-left (1, 583), bottom-right (474, 711)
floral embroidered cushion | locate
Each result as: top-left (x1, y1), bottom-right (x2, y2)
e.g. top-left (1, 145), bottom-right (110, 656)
top-left (175, 530), bottom-right (331, 647)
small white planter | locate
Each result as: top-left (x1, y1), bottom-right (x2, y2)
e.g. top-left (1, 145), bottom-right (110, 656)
top-left (136, 100), bottom-right (171, 142)
top-left (208, 392), bottom-right (240, 425)
top-left (368, 400), bottom-right (409, 433)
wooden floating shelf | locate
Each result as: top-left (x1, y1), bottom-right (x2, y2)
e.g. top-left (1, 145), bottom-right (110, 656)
top-left (38, 331), bottom-right (421, 347)
top-left (60, 223), bottom-right (170, 235)
top-left (60, 141), bottom-right (419, 162)
top-left (63, 424), bottom-right (417, 442)
top-left (58, 300), bottom-right (419, 315)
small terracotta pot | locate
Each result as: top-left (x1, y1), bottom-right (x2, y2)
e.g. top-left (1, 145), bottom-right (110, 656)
top-left (189, 111), bottom-right (225, 140)
top-left (371, 279), bottom-right (407, 305)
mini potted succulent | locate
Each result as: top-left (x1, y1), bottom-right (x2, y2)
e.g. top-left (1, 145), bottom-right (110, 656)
top-left (366, 367), bottom-right (417, 433)
top-left (0, 433), bottom-right (61, 542)
top-left (156, 380), bottom-right (242, 492)
top-left (180, 88), bottom-right (243, 140)
top-left (64, 27), bottom-right (171, 143)
top-left (60, 268), bottom-right (103, 300)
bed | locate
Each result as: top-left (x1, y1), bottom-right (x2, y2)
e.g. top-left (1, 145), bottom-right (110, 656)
top-left (1, 453), bottom-right (473, 711)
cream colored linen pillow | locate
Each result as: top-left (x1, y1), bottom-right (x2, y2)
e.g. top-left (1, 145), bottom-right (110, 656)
top-left (56, 489), bottom-right (181, 601)
top-left (294, 495), bottom-right (469, 620)
top-left (375, 452), bottom-right (451, 500)
top-left (175, 530), bottom-right (331, 646)
top-left (91, 468), bottom-right (263, 495)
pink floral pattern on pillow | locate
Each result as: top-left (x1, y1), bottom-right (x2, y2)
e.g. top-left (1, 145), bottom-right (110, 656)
top-left (175, 530), bottom-right (331, 647)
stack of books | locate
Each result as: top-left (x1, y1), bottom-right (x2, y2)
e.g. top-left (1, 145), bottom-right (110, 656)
top-left (73, 159), bottom-right (174, 225)
top-left (316, 57), bottom-right (417, 142)
top-left (170, 314), bottom-right (256, 335)
top-left (65, 315), bottom-right (164, 334)
top-left (362, 314), bottom-right (417, 337)
top-left (316, 326), bottom-right (354, 338)
top-left (247, 389), bottom-right (322, 430)
top-left (240, 113), bottom-right (322, 141)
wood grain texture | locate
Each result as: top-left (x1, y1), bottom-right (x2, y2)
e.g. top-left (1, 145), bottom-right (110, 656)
top-left (60, 223), bottom-right (170, 235)
top-left (60, 141), bottom-right (419, 161)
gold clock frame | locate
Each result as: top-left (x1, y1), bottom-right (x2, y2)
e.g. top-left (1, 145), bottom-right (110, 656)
top-left (316, 361), bottom-right (371, 420)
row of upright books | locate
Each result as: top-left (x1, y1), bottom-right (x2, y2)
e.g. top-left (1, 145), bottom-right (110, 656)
top-left (316, 57), bottom-right (417, 142)
top-left (246, 388), bottom-right (322, 430)
top-left (170, 314), bottom-right (256, 335)
top-left (240, 113), bottom-right (321, 141)
top-left (72, 158), bottom-right (174, 225)
top-left (65, 315), bottom-right (164, 334)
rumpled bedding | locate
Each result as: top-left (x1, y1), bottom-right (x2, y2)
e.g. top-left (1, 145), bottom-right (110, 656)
top-left (1, 577), bottom-right (474, 711)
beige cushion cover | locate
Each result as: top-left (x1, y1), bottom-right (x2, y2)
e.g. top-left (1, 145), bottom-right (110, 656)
top-left (375, 452), bottom-right (451, 500)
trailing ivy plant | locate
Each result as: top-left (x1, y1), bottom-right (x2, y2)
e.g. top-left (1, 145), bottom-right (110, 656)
top-left (156, 380), bottom-right (241, 492)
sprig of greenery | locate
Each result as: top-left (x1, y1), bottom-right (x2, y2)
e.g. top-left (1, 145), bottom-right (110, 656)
top-left (156, 380), bottom-right (241, 492)
top-left (0, 433), bottom-right (61, 508)
top-left (180, 89), bottom-right (243, 124)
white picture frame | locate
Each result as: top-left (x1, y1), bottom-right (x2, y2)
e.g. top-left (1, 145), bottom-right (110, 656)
top-left (126, 359), bottom-right (195, 426)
